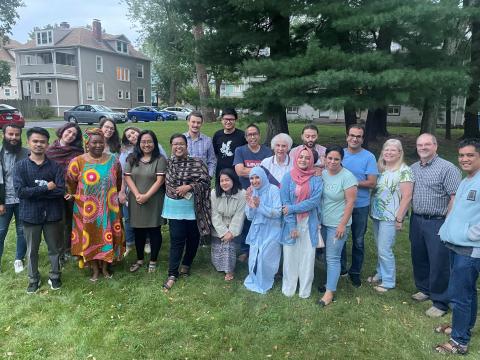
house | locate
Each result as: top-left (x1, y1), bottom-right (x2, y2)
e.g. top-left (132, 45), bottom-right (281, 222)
top-left (13, 20), bottom-right (151, 115)
top-left (0, 39), bottom-right (21, 100)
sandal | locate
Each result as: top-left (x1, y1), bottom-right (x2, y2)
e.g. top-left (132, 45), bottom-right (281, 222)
top-left (435, 340), bottom-right (468, 355)
top-left (373, 285), bottom-right (389, 293)
top-left (367, 275), bottom-right (381, 285)
top-left (162, 276), bottom-right (177, 292)
top-left (179, 265), bottom-right (190, 277)
top-left (129, 261), bottom-right (143, 273)
top-left (434, 324), bottom-right (453, 336)
top-left (148, 262), bottom-right (157, 273)
top-left (224, 273), bottom-right (234, 281)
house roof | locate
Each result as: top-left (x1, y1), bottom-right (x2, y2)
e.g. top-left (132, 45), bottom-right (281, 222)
top-left (0, 39), bottom-right (19, 63)
top-left (14, 27), bottom-right (150, 61)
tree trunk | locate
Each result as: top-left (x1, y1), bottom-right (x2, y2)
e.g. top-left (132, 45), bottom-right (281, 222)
top-left (464, 0), bottom-right (480, 138)
top-left (420, 98), bottom-right (439, 134)
top-left (265, 100), bottom-right (289, 145)
top-left (168, 77), bottom-right (177, 106)
top-left (365, 107), bottom-right (389, 146)
top-left (344, 105), bottom-right (357, 133)
top-left (192, 23), bottom-right (215, 122)
top-left (445, 94), bottom-right (452, 140)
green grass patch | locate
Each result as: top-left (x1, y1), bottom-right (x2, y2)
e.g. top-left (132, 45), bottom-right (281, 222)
top-left (1, 122), bottom-right (477, 359)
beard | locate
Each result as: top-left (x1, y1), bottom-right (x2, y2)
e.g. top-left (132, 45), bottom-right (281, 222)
top-left (3, 138), bottom-right (22, 153)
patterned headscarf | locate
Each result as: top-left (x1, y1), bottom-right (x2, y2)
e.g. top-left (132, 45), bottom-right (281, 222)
top-left (83, 128), bottom-right (104, 147)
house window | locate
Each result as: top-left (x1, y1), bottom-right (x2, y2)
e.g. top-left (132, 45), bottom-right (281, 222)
top-left (387, 105), bottom-right (401, 116)
top-left (4, 88), bottom-right (11, 97)
top-left (56, 52), bottom-right (75, 66)
top-left (25, 55), bottom-right (33, 65)
top-left (86, 81), bottom-right (94, 100)
top-left (137, 88), bottom-right (145, 103)
top-left (116, 67), bottom-right (130, 82)
top-left (35, 30), bottom-right (53, 46)
top-left (96, 56), bottom-right (103, 72)
top-left (116, 41), bottom-right (128, 54)
top-left (125, 90), bottom-right (130, 100)
top-left (287, 106), bottom-right (299, 114)
top-left (136, 64), bottom-right (144, 78)
top-left (33, 81), bottom-right (41, 95)
top-left (38, 53), bottom-right (53, 64)
top-left (117, 90), bottom-right (123, 99)
top-left (45, 81), bottom-right (53, 94)
top-left (97, 83), bottom-right (105, 101)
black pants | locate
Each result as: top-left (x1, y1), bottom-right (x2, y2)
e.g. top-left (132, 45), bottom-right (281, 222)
top-left (168, 219), bottom-right (200, 277)
top-left (133, 227), bottom-right (162, 262)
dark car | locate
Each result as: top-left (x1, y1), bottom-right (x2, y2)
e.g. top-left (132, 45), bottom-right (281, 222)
top-left (127, 106), bottom-right (178, 122)
top-left (0, 104), bottom-right (25, 128)
top-left (64, 104), bottom-right (127, 124)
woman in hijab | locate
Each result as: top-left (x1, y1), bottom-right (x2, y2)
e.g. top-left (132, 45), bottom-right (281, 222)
top-left (244, 166), bottom-right (282, 294)
top-left (280, 147), bottom-right (323, 298)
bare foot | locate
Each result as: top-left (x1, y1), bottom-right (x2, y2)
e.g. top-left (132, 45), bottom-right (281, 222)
top-left (224, 272), bottom-right (234, 281)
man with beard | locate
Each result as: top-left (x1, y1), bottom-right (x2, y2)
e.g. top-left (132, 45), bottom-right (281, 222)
top-left (290, 124), bottom-right (326, 175)
top-left (0, 124), bottom-right (29, 273)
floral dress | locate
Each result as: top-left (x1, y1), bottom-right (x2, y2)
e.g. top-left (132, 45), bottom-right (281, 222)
top-left (67, 154), bottom-right (124, 262)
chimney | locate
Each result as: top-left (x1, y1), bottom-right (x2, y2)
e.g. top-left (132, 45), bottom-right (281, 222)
top-left (92, 19), bottom-right (102, 41)
top-left (60, 22), bottom-right (70, 29)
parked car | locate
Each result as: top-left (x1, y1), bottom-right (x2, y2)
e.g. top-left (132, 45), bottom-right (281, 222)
top-left (127, 106), bottom-right (178, 122)
top-left (0, 104), bottom-right (25, 128)
top-left (64, 105), bottom-right (127, 124)
top-left (161, 106), bottom-right (192, 120)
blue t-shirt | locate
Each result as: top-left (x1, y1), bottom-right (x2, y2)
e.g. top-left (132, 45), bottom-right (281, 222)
top-left (233, 144), bottom-right (272, 189)
top-left (342, 148), bottom-right (378, 208)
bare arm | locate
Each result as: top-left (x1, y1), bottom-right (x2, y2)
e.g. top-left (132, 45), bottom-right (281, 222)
top-left (447, 194), bottom-right (455, 215)
top-left (336, 186), bottom-right (357, 238)
top-left (235, 163), bottom-right (252, 178)
top-left (358, 174), bottom-right (377, 189)
top-left (395, 182), bottom-right (413, 230)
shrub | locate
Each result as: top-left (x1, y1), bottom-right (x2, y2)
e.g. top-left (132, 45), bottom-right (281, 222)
top-left (36, 105), bottom-right (55, 119)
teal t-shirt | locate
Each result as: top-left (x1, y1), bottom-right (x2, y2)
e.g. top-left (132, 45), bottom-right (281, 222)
top-left (321, 167), bottom-right (358, 227)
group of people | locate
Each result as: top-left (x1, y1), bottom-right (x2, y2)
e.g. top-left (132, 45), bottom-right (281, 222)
top-left (0, 107), bottom-right (479, 355)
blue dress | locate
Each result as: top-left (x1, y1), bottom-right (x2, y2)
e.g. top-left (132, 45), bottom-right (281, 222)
top-left (244, 167), bottom-right (282, 294)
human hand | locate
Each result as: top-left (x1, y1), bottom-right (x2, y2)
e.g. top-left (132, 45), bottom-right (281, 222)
top-left (64, 194), bottom-right (74, 201)
top-left (118, 190), bottom-right (127, 204)
top-left (395, 221), bottom-right (403, 231)
top-left (282, 206), bottom-right (289, 215)
top-left (290, 229), bottom-right (299, 239)
top-left (222, 231), bottom-right (234, 242)
top-left (136, 194), bottom-right (148, 204)
top-left (47, 181), bottom-right (56, 190)
top-left (176, 184), bottom-right (191, 198)
top-left (0, 204), bottom-right (5, 215)
top-left (252, 196), bottom-right (260, 208)
top-left (335, 224), bottom-right (346, 239)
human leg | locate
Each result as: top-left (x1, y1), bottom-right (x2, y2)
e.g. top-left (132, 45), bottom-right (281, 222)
top-left (123, 204), bottom-right (135, 248)
top-left (374, 220), bottom-right (397, 289)
top-left (182, 220), bottom-right (200, 268)
top-left (0, 204), bottom-right (15, 264)
top-left (324, 225), bottom-right (348, 292)
top-left (167, 219), bottom-right (187, 278)
top-left (409, 214), bottom-right (430, 294)
top-left (282, 243), bottom-right (299, 297)
top-left (147, 227), bottom-right (162, 262)
top-left (425, 218), bottom-right (450, 311)
top-left (133, 228), bottom-right (147, 262)
top-left (43, 221), bottom-right (62, 281)
top-left (23, 223), bottom-right (42, 284)
top-left (297, 224), bottom-right (316, 299)
top-left (348, 206), bottom-right (369, 276)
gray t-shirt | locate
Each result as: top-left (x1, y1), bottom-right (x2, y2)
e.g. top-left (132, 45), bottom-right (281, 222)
top-left (3, 150), bottom-right (20, 204)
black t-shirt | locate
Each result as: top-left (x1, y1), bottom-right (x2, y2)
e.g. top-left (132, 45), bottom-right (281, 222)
top-left (212, 128), bottom-right (247, 175)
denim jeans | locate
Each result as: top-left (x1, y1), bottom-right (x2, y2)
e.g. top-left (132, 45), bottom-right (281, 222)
top-left (341, 206), bottom-right (369, 275)
top-left (168, 219), bottom-right (200, 277)
top-left (322, 225), bottom-right (349, 292)
top-left (0, 203), bottom-right (27, 262)
top-left (372, 219), bottom-right (397, 289)
top-left (409, 214), bottom-right (450, 311)
top-left (448, 250), bottom-right (480, 346)
top-left (122, 204), bottom-right (135, 247)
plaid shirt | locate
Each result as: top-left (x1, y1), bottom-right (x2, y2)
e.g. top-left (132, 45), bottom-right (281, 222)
top-left (410, 155), bottom-right (461, 216)
top-left (13, 156), bottom-right (65, 224)
top-left (184, 132), bottom-right (216, 177)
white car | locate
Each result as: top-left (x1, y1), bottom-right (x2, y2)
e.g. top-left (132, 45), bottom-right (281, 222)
top-left (161, 106), bottom-right (192, 120)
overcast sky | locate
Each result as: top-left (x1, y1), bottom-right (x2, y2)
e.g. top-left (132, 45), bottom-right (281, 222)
top-left (11, 0), bottom-right (141, 45)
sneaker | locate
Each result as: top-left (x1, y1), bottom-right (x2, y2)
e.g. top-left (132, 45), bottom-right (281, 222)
top-left (144, 243), bottom-right (151, 254)
top-left (14, 259), bottom-right (24, 274)
top-left (48, 278), bottom-right (62, 290)
top-left (349, 274), bottom-right (362, 288)
top-left (426, 306), bottom-right (447, 318)
top-left (26, 280), bottom-right (41, 294)
top-left (124, 245), bottom-right (134, 257)
top-left (411, 291), bottom-right (430, 302)
top-left (340, 270), bottom-right (348, 278)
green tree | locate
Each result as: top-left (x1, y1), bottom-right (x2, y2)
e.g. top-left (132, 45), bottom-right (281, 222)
top-left (0, 60), bottom-right (10, 87)
top-left (0, 0), bottom-right (23, 40)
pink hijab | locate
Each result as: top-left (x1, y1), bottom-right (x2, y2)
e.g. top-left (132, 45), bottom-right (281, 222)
top-left (290, 146), bottom-right (316, 221)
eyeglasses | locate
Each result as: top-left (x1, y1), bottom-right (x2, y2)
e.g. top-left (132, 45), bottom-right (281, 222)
top-left (348, 134), bottom-right (363, 140)
top-left (246, 133), bottom-right (259, 137)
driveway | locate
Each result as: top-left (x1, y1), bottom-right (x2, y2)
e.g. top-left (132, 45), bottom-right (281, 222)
top-left (25, 119), bottom-right (65, 129)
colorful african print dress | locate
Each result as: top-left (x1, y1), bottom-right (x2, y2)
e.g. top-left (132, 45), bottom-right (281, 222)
top-left (67, 154), bottom-right (125, 263)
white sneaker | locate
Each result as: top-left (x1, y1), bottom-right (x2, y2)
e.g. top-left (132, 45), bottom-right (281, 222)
top-left (144, 243), bottom-right (151, 254)
top-left (14, 259), bottom-right (24, 274)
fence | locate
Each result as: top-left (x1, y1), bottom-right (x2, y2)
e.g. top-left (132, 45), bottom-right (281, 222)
top-left (1, 99), bottom-right (50, 118)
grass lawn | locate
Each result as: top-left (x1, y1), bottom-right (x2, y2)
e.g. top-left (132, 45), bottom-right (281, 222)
top-left (0, 121), bottom-right (478, 359)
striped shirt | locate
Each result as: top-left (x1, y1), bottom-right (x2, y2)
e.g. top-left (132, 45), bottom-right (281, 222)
top-left (410, 155), bottom-right (461, 216)
top-left (184, 132), bottom-right (216, 177)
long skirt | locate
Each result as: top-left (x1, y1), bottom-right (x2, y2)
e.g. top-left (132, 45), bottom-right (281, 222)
top-left (211, 236), bottom-right (238, 273)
